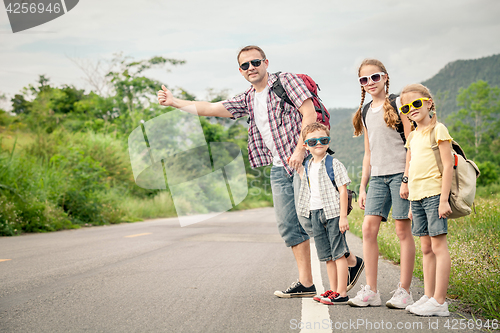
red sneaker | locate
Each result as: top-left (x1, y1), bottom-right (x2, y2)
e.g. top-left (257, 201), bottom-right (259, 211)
top-left (313, 290), bottom-right (334, 302)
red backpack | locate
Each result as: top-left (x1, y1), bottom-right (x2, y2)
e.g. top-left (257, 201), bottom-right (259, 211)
top-left (271, 72), bottom-right (330, 129)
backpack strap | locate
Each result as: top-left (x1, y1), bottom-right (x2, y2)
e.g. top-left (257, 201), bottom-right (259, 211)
top-left (388, 94), bottom-right (406, 144)
top-left (304, 154), bottom-right (337, 190)
top-left (361, 102), bottom-right (371, 129)
top-left (430, 127), bottom-right (444, 175)
top-left (324, 154), bottom-right (338, 190)
top-left (271, 71), bottom-right (293, 110)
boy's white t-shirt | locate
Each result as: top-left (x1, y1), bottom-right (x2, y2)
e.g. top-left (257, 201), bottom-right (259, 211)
top-left (308, 160), bottom-right (323, 210)
top-left (253, 87), bottom-right (283, 167)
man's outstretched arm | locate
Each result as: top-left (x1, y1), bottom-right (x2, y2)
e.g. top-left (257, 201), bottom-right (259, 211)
top-left (157, 85), bottom-right (233, 118)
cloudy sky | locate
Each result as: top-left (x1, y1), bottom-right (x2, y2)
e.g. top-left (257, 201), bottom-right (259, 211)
top-left (1, 0), bottom-right (500, 111)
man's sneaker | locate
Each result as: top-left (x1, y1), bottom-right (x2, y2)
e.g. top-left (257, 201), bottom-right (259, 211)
top-left (313, 290), bottom-right (334, 302)
top-left (274, 280), bottom-right (316, 298)
top-left (321, 293), bottom-right (349, 305)
top-left (411, 297), bottom-right (450, 317)
top-left (347, 285), bottom-right (382, 307)
top-left (347, 256), bottom-right (365, 292)
top-left (386, 282), bottom-right (414, 309)
top-left (406, 295), bottom-right (429, 312)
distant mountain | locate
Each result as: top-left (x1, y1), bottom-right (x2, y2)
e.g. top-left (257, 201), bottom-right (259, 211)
top-left (329, 115), bottom-right (363, 171)
top-left (328, 107), bottom-right (357, 127)
top-left (421, 53), bottom-right (500, 121)
top-left (328, 53), bottom-right (500, 173)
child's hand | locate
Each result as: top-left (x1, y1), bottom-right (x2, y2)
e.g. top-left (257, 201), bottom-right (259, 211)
top-left (400, 182), bottom-right (409, 200)
top-left (439, 200), bottom-right (452, 219)
top-left (339, 217), bottom-right (349, 234)
top-left (358, 190), bottom-right (366, 210)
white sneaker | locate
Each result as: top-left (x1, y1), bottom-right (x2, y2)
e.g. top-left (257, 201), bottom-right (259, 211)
top-left (347, 285), bottom-right (382, 307)
top-left (411, 297), bottom-right (450, 317)
top-left (386, 282), bottom-right (414, 309)
top-left (406, 295), bottom-right (429, 312)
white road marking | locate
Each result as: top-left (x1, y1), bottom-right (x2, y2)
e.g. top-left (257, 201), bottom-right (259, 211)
top-left (124, 233), bottom-right (152, 238)
top-left (300, 243), bottom-right (332, 332)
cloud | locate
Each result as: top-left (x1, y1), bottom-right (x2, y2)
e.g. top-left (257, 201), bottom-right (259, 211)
top-left (1, 0), bottom-right (500, 109)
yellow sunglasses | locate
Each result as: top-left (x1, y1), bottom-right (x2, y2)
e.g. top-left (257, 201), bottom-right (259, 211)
top-left (400, 98), bottom-right (430, 115)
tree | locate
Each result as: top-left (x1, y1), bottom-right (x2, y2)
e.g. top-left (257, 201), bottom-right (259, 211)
top-left (447, 80), bottom-right (500, 162)
top-left (105, 54), bottom-right (186, 128)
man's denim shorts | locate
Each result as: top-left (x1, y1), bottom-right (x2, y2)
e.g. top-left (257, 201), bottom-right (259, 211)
top-left (365, 172), bottom-right (410, 222)
top-left (411, 194), bottom-right (448, 237)
top-left (310, 209), bottom-right (349, 262)
top-left (270, 166), bottom-right (310, 247)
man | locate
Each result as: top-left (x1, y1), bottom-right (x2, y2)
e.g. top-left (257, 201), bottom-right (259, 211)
top-left (157, 45), bottom-right (363, 297)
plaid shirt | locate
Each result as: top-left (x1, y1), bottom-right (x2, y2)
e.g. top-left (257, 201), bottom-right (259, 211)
top-left (222, 72), bottom-right (313, 176)
top-left (297, 155), bottom-right (351, 220)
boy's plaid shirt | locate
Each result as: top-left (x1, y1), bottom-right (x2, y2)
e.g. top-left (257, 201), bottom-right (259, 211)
top-left (222, 72), bottom-right (313, 176)
top-left (297, 155), bottom-right (351, 220)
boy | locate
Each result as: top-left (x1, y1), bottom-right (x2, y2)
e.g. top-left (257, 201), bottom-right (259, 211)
top-left (297, 122), bottom-right (352, 304)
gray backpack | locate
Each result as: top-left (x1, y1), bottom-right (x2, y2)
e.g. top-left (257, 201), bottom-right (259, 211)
top-left (429, 128), bottom-right (480, 219)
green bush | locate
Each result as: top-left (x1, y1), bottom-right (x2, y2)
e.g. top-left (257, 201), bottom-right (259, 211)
top-left (0, 130), bottom-right (135, 234)
top-left (477, 161), bottom-right (499, 186)
top-left (0, 195), bottom-right (22, 236)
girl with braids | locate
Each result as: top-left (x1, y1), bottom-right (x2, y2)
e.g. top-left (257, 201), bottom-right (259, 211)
top-left (400, 84), bottom-right (452, 317)
top-left (348, 59), bottom-right (416, 309)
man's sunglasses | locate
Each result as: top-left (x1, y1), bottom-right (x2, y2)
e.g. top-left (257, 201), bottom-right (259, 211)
top-left (400, 98), bottom-right (430, 115)
top-left (239, 58), bottom-right (265, 71)
top-left (358, 72), bottom-right (386, 86)
top-left (304, 136), bottom-right (330, 147)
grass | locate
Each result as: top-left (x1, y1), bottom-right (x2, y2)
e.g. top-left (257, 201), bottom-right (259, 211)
top-left (119, 191), bottom-right (177, 220)
top-left (0, 129), bottom-right (273, 235)
top-left (348, 198), bottom-right (500, 321)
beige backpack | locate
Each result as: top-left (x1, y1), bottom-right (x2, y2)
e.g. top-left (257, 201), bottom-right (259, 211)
top-left (429, 128), bottom-right (480, 219)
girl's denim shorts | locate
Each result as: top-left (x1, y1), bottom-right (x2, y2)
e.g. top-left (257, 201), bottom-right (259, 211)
top-left (365, 172), bottom-right (410, 222)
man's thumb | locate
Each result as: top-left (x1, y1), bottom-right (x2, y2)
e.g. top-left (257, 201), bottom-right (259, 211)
top-left (162, 85), bottom-right (167, 91)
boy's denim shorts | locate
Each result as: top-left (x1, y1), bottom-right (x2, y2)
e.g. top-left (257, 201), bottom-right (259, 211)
top-left (310, 209), bottom-right (349, 262)
top-left (365, 172), bottom-right (410, 222)
top-left (411, 194), bottom-right (448, 237)
top-left (270, 166), bottom-right (310, 247)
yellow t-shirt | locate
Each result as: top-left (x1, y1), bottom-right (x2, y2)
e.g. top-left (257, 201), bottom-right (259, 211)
top-left (405, 123), bottom-right (453, 201)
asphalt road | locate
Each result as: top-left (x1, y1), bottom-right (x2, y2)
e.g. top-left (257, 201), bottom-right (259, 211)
top-left (0, 208), bottom-right (481, 332)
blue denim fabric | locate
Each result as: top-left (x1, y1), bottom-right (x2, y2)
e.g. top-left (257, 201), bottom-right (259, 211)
top-left (365, 172), bottom-right (410, 222)
top-left (270, 166), bottom-right (310, 247)
top-left (411, 194), bottom-right (448, 237)
top-left (310, 209), bottom-right (349, 261)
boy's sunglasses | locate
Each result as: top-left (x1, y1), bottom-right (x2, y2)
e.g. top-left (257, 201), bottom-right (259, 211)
top-left (400, 98), bottom-right (430, 115)
top-left (358, 72), bottom-right (386, 86)
top-left (305, 136), bottom-right (330, 147)
top-left (239, 58), bottom-right (265, 71)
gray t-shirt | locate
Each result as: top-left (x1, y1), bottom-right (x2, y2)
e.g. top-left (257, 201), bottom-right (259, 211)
top-left (363, 99), bottom-right (406, 177)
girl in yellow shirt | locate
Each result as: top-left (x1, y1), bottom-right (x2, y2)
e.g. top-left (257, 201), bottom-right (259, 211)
top-left (401, 83), bottom-right (453, 317)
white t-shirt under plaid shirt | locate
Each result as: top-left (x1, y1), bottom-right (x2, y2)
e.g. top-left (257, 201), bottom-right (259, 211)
top-left (297, 155), bottom-right (351, 220)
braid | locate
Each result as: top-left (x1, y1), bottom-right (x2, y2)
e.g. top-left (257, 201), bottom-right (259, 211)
top-left (382, 74), bottom-right (400, 130)
top-left (353, 86), bottom-right (366, 136)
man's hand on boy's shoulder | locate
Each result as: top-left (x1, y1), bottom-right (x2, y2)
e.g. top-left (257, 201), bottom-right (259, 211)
top-left (339, 216), bottom-right (349, 234)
